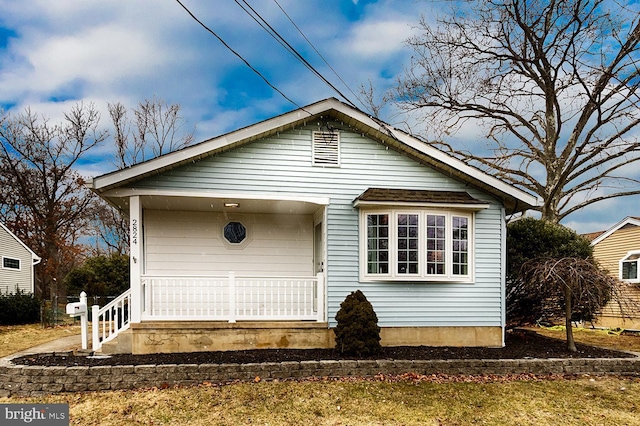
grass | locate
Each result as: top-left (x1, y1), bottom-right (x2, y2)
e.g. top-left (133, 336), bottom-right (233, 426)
top-left (530, 326), bottom-right (640, 353)
top-left (0, 323), bottom-right (81, 358)
top-left (2, 324), bottom-right (640, 425)
top-left (2, 375), bottom-right (640, 425)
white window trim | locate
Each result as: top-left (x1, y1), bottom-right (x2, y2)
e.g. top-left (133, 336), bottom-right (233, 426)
top-left (359, 208), bottom-right (474, 283)
top-left (2, 256), bottom-right (21, 271)
top-left (619, 250), bottom-right (640, 283)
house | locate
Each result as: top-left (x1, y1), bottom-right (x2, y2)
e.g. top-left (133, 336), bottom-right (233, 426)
top-left (588, 216), bottom-right (640, 330)
top-left (87, 98), bottom-right (537, 354)
top-left (0, 222), bottom-right (41, 294)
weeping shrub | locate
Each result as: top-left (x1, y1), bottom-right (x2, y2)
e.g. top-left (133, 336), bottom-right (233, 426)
top-left (334, 290), bottom-right (381, 356)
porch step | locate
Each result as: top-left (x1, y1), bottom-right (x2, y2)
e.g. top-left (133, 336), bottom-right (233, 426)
top-left (98, 329), bottom-right (133, 355)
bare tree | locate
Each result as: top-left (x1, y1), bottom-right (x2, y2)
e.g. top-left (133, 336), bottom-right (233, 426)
top-left (108, 97), bottom-right (195, 169)
top-left (86, 198), bottom-right (130, 256)
top-left (393, 0), bottom-right (640, 222)
top-left (0, 104), bottom-right (107, 299)
top-left (520, 257), bottom-right (625, 351)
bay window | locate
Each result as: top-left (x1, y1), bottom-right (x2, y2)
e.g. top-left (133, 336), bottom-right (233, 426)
top-left (361, 209), bottom-right (473, 282)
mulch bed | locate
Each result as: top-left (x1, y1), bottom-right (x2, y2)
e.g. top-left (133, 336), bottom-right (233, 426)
top-left (12, 329), bottom-right (636, 367)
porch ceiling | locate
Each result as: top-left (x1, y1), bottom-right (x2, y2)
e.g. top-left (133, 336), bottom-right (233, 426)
top-left (108, 195), bottom-right (323, 215)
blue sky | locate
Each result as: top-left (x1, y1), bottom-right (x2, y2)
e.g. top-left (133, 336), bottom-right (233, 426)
top-left (0, 0), bottom-right (638, 234)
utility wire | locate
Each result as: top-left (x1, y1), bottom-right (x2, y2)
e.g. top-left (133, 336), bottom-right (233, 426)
top-left (234, 0), bottom-right (359, 109)
top-left (272, 0), bottom-right (368, 112)
top-left (174, 0), bottom-right (311, 115)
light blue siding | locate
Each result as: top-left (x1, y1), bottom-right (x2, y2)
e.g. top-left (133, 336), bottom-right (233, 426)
top-left (133, 125), bottom-right (505, 328)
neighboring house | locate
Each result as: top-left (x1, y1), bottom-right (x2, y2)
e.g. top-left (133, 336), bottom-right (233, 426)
top-left (589, 216), bottom-right (640, 330)
top-left (0, 222), bottom-right (41, 294)
top-left (87, 98), bottom-right (537, 354)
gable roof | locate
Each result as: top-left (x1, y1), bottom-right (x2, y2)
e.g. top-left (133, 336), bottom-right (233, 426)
top-left (591, 216), bottom-right (640, 246)
top-left (88, 98), bottom-right (538, 214)
top-left (0, 222), bottom-right (41, 264)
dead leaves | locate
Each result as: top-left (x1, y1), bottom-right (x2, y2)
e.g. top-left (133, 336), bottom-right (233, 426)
top-left (191, 372), bottom-right (573, 389)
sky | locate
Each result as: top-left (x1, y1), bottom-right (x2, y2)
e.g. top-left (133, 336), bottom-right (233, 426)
top-left (0, 0), bottom-right (638, 234)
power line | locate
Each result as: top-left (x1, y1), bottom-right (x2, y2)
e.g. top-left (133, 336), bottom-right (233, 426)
top-left (174, 0), bottom-right (311, 115)
top-left (272, 0), bottom-right (367, 111)
top-left (233, 0), bottom-right (360, 110)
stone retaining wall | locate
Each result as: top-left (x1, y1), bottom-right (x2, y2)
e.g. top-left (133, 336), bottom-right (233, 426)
top-left (2, 358), bottom-right (640, 398)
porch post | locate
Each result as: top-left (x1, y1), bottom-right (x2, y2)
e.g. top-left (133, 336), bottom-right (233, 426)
top-left (130, 195), bottom-right (143, 324)
top-left (228, 271), bottom-right (236, 323)
top-left (91, 305), bottom-right (100, 350)
top-left (316, 272), bottom-right (325, 322)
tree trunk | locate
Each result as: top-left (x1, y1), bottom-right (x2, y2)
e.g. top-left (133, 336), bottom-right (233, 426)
top-left (564, 286), bottom-right (577, 352)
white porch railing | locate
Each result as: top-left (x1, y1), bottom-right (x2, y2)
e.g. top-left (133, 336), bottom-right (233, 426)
top-left (91, 289), bottom-right (131, 351)
top-left (141, 272), bottom-right (325, 322)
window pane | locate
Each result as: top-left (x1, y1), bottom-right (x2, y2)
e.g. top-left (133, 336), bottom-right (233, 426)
top-left (367, 214), bottom-right (389, 274)
top-left (397, 214), bottom-right (419, 274)
top-left (224, 222), bottom-right (246, 244)
top-left (2, 258), bottom-right (20, 270)
top-left (623, 261), bottom-right (638, 280)
top-left (426, 214), bottom-right (446, 275)
top-left (452, 216), bottom-right (469, 276)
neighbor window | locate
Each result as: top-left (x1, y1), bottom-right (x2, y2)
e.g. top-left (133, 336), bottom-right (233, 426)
top-left (361, 210), bottom-right (473, 282)
top-left (2, 257), bottom-right (20, 270)
top-left (620, 251), bottom-right (640, 283)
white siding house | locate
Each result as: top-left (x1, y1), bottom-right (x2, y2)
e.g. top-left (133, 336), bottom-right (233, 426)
top-left (87, 98), bottom-right (537, 354)
top-left (0, 222), bottom-right (41, 294)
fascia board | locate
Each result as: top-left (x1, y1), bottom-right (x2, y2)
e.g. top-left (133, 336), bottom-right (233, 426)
top-left (591, 216), bottom-right (640, 246)
top-left (89, 97), bottom-right (539, 211)
top-left (89, 99), bottom-right (342, 192)
top-left (100, 188), bottom-right (331, 206)
top-left (330, 103), bottom-right (539, 210)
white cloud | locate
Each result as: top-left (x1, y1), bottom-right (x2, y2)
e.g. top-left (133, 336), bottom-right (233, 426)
top-left (346, 20), bottom-right (414, 58)
top-left (21, 26), bottom-right (164, 90)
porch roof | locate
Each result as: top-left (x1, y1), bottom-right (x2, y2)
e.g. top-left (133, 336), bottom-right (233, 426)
top-left (98, 191), bottom-right (329, 215)
top-left (87, 98), bottom-right (538, 215)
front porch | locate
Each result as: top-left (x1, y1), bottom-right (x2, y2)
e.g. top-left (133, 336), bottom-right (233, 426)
top-left (93, 272), bottom-right (326, 353)
top-left (88, 192), bottom-right (331, 353)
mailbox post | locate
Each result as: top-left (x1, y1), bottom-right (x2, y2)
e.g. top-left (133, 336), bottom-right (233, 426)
top-left (66, 291), bottom-right (89, 350)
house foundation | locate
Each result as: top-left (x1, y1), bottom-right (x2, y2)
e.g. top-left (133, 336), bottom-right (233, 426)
top-left (109, 323), bottom-right (504, 354)
top-left (129, 322), bottom-right (334, 354)
top-left (380, 326), bottom-right (503, 348)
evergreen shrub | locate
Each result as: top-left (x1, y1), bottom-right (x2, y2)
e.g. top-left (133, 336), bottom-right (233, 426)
top-left (334, 290), bottom-right (381, 356)
top-left (0, 289), bottom-right (41, 325)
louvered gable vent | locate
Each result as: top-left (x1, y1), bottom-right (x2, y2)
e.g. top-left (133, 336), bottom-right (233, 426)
top-left (312, 131), bottom-right (340, 166)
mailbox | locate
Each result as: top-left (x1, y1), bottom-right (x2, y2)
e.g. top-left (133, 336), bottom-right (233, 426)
top-left (66, 301), bottom-right (87, 316)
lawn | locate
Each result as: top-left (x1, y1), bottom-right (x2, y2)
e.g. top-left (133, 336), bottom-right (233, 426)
top-left (2, 325), bottom-right (640, 425)
top-left (2, 375), bottom-right (640, 425)
top-left (0, 323), bottom-right (81, 358)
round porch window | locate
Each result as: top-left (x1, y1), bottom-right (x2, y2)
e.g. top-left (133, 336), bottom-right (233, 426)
top-left (224, 221), bottom-right (247, 244)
